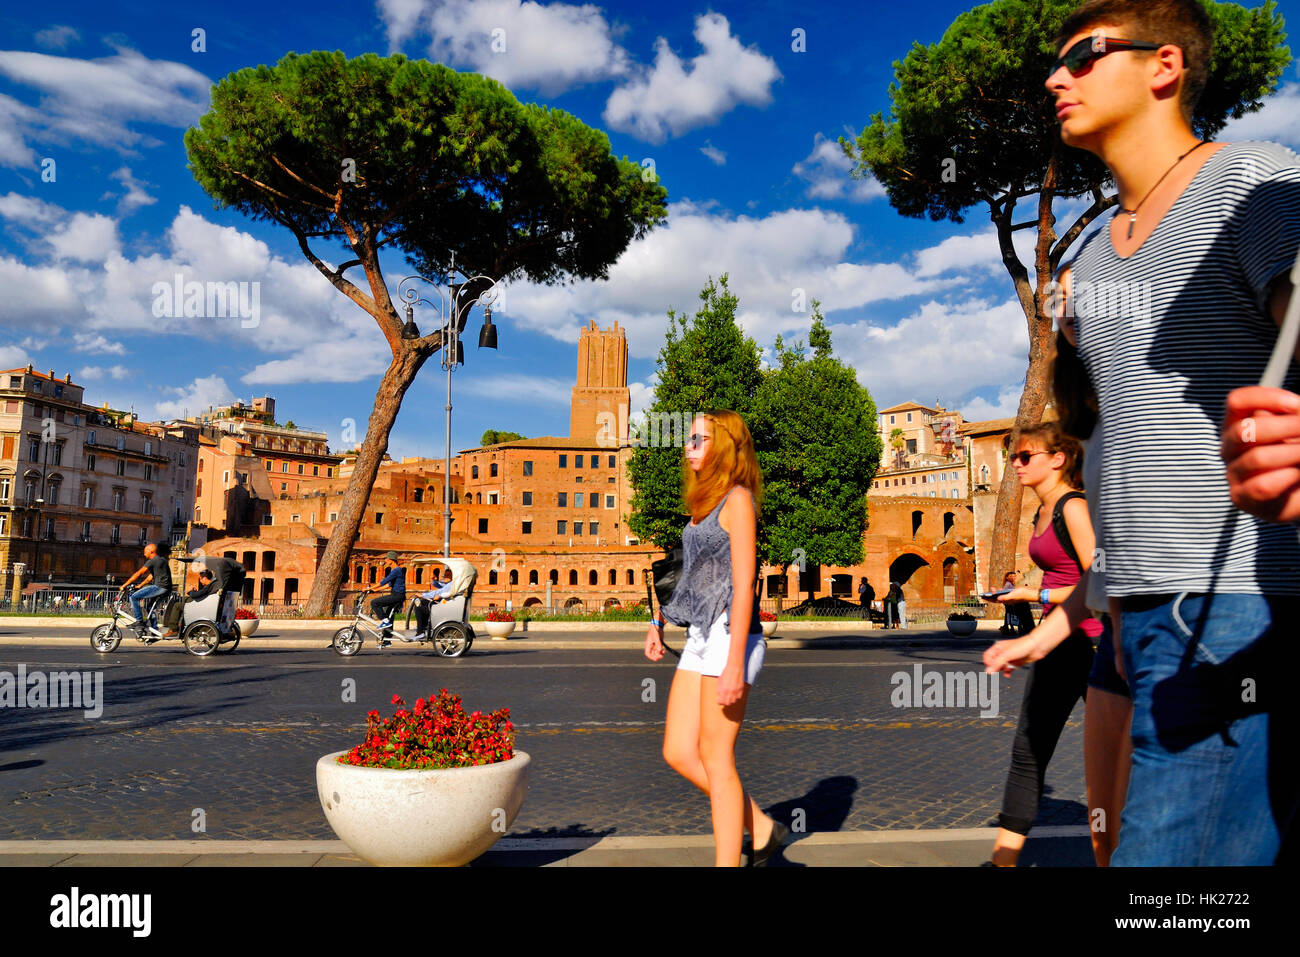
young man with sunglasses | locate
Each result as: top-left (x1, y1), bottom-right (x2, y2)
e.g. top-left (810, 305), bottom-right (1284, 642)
top-left (1034, 0), bottom-right (1299, 865)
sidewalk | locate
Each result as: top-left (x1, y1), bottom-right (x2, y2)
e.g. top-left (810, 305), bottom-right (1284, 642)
top-left (0, 827), bottom-right (1093, 867)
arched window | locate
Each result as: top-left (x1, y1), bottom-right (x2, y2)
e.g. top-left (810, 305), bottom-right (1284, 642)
top-left (609, 569), bottom-right (617, 585)
top-left (490, 463), bottom-right (498, 477)
top-left (627, 569), bottom-right (635, 585)
top-left (489, 570), bottom-right (498, 585)
top-left (568, 570), bottom-right (578, 585)
top-left (413, 488), bottom-right (423, 502)
top-left (472, 465), bottom-right (479, 479)
top-left (509, 569), bottom-right (518, 585)
top-left (589, 570), bottom-right (598, 585)
top-left (529, 570), bottom-right (539, 585)
top-left (549, 569), bottom-right (559, 585)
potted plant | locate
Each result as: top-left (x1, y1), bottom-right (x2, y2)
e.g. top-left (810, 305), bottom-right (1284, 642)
top-left (316, 690), bottom-right (530, 867)
top-left (946, 611), bottom-right (978, 637)
top-left (484, 607), bottom-right (516, 640)
top-left (759, 609), bottom-right (778, 638)
top-left (234, 606), bottom-right (260, 637)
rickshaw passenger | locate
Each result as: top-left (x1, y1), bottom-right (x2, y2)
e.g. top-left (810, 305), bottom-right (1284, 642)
top-left (413, 566), bottom-right (456, 639)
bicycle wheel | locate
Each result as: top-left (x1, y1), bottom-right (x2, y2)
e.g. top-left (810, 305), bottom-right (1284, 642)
top-left (90, 623), bottom-right (121, 653)
top-left (219, 622), bottom-right (241, 653)
top-left (183, 621), bottom-right (220, 657)
top-left (332, 626), bottom-right (362, 657)
top-left (432, 622), bottom-right (469, 658)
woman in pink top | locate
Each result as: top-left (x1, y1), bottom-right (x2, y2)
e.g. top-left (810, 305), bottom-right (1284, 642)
top-left (985, 421), bottom-right (1099, 867)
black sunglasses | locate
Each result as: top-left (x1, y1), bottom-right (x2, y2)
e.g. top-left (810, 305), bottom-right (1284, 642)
top-left (1050, 36), bottom-right (1167, 78)
top-left (1010, 450), bottom-right (1049, 466)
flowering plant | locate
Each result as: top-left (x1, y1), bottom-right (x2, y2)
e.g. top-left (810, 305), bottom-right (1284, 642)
top-left (485, 608), bottom-right (515, 622)
top-left (759, 610), bottom-right (777, 622)
top-left (338, 689), bottom-right (514, 770)
top-left (234, 607), bottom-right (259, 620)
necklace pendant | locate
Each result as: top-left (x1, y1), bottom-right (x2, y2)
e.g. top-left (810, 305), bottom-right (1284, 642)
top-left (1127, 212), bottom-right (1137, 240)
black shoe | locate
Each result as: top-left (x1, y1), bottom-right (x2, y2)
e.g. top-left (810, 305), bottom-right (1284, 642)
top-left (751, 820), bottom-right (789, 867)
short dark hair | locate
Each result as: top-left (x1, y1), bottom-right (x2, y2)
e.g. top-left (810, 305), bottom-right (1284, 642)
top-left (1056, 0), bottom-right (1213, 121)
top-left (199, 570), bottom-right (214, 580)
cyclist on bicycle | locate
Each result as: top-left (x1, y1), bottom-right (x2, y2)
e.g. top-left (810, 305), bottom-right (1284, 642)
top-left (364, 551), bottom-right (406, 639)
top-left (119, 542), bottom-right (173, 638)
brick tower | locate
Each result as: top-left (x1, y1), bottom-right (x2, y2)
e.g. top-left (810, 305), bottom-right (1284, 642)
top-left (569, 320), bottom-right (630, 445)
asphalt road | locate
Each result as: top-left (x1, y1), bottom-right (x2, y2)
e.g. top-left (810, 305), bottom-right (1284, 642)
top-left (0, 637), bottom-right (1087, 842)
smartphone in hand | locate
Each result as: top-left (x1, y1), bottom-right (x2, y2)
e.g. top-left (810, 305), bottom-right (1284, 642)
top-left (980, 586), bottom-right (1013, 600)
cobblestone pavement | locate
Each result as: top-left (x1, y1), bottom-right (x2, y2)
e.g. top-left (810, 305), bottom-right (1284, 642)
top-left (0, 643), bottom-right (1087, 840)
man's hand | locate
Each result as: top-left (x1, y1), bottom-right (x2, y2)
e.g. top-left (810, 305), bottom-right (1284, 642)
top-left (1221, 386), bottom-right (1300, 523)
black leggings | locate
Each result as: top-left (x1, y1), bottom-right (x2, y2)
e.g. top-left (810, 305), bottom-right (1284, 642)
top-left (997, 629), bottom-right (1095, 835)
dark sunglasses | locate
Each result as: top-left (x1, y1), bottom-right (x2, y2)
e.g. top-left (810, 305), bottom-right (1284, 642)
top-left (1050, 36), bottom-right (1166, 78)
top-left (1010, 450), bottom-right (1050, 466)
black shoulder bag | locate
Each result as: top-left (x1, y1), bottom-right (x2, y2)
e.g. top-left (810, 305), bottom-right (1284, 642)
top-left (648, 548), bottom-right (683, 658)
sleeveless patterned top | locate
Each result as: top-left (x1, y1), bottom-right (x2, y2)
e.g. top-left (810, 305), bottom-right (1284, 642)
top-left (660, 488), bottom-right (761, 635)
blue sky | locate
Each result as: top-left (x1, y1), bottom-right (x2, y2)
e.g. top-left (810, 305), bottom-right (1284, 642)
top-left (2, 0), bottom-right (1298, 459)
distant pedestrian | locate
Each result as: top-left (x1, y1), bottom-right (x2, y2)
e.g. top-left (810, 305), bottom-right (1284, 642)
top-left (886, 581), bottom-right (905, 629)
top-left (858, 578), bottom-right (875, 621)
top-left (645, 410), bottom-right (786, 867)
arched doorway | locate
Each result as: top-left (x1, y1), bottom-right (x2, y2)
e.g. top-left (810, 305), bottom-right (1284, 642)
top-left (942, 556), bottom-right (958, 602)
top-left (888, 553), bottom-right (930, 599)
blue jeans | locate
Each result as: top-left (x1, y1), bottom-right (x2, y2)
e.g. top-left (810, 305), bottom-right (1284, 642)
top-left (130, 584), bottom-right (167, 624)
top-left (1114, 592), bottom-right (1298, 866)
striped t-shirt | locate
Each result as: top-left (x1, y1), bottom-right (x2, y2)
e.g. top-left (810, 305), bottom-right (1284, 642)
top-left (1071, 140), bottom-right (1300, 597)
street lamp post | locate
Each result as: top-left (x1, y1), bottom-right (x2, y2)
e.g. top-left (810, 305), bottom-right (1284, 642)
top-left (397, 256), bottom-right (504, 560)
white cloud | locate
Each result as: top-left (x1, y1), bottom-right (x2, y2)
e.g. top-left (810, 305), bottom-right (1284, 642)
top-left (959, 384), bottom-right (1025, 421)
top-left (0, 46), bottom-right (211, 167)
top-left (241, 338), bottom-right (391, 385)
top-left (153, 375), bottom-right (237, 421)
top-left (0, 190), bottom-right (64, 226)
top-left (792, 132), bottom-right (886, 202)
top-left (627, 378), bottom-right (655, 420)
top-left (1222, 81), bottom-right (1300, 150)
top-left (604, 13), bottom-right (780, 143)
top-left (76, 364), bottom-right (131, 381)
top-left (503, 201), bottom-right (959, 359)
top-left (912, 229), bottom-right (1001, 278)
top-left (71, 333), bottom-right (127, 355)
top-left (0, 345), bottom-right (31, 368)
top-left (381, 0), bottom-right (630, 95)
top-left (700, 143), bottom-right (726, 165)
top-left (46, 212), bottom-right (119, 262)
top-left (0, 95), bottom-right (39, 168)
top-left (838, 298), bottom-right (1030, 411)
top-left (106, 167), bottom-right (156, 216)
top-left (34, 26), bottom-right (79, 50)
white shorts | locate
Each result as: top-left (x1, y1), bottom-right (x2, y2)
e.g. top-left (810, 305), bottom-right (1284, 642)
top-left (677, 612), bottom-right (766, 686)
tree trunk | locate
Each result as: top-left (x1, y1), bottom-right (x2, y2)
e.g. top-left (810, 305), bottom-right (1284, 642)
top-left (985, 150), bottom-right (1060, 588)
top-left (301, 343), bottom-right (433, 617)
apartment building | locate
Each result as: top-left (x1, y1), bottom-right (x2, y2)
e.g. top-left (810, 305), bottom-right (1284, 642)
top-left (0, 366), bottom-right (199, 586)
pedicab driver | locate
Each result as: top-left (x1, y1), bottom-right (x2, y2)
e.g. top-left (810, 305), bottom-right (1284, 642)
top-left (365, 551), bottom-right (406, 639)
top-left (119, 542), bottom-right (172, 636)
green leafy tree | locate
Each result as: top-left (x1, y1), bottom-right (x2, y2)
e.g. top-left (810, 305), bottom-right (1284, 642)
top-left (186, 51), bottom-right (667, 615)
top-left (480, 430), bottom-right (527, 445)
top-left (840, 0), bottom-right (1289, 584)
top-left (626, 276), bottom-right (762, 549)
top-left (751, 303), bottom-right (882, 580)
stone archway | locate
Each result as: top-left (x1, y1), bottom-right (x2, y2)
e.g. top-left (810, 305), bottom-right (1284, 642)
top-left (888, 553), bottom-right (930, 600)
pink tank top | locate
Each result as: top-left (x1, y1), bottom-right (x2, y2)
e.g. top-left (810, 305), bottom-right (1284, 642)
top-left (1028, 511), bottom-right (1104, 639)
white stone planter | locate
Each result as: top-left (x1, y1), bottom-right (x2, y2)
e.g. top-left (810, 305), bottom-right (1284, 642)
top-left (946, 619), bottom-right (978, 637)
top-left (237, 618), bottom-right (259, 637)
top-left (760, 619), bottom-right (778, 638)
top-left (484, 619), bottom-right (517, 639)
top-left (317, 750), bottom-right (531, 867)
